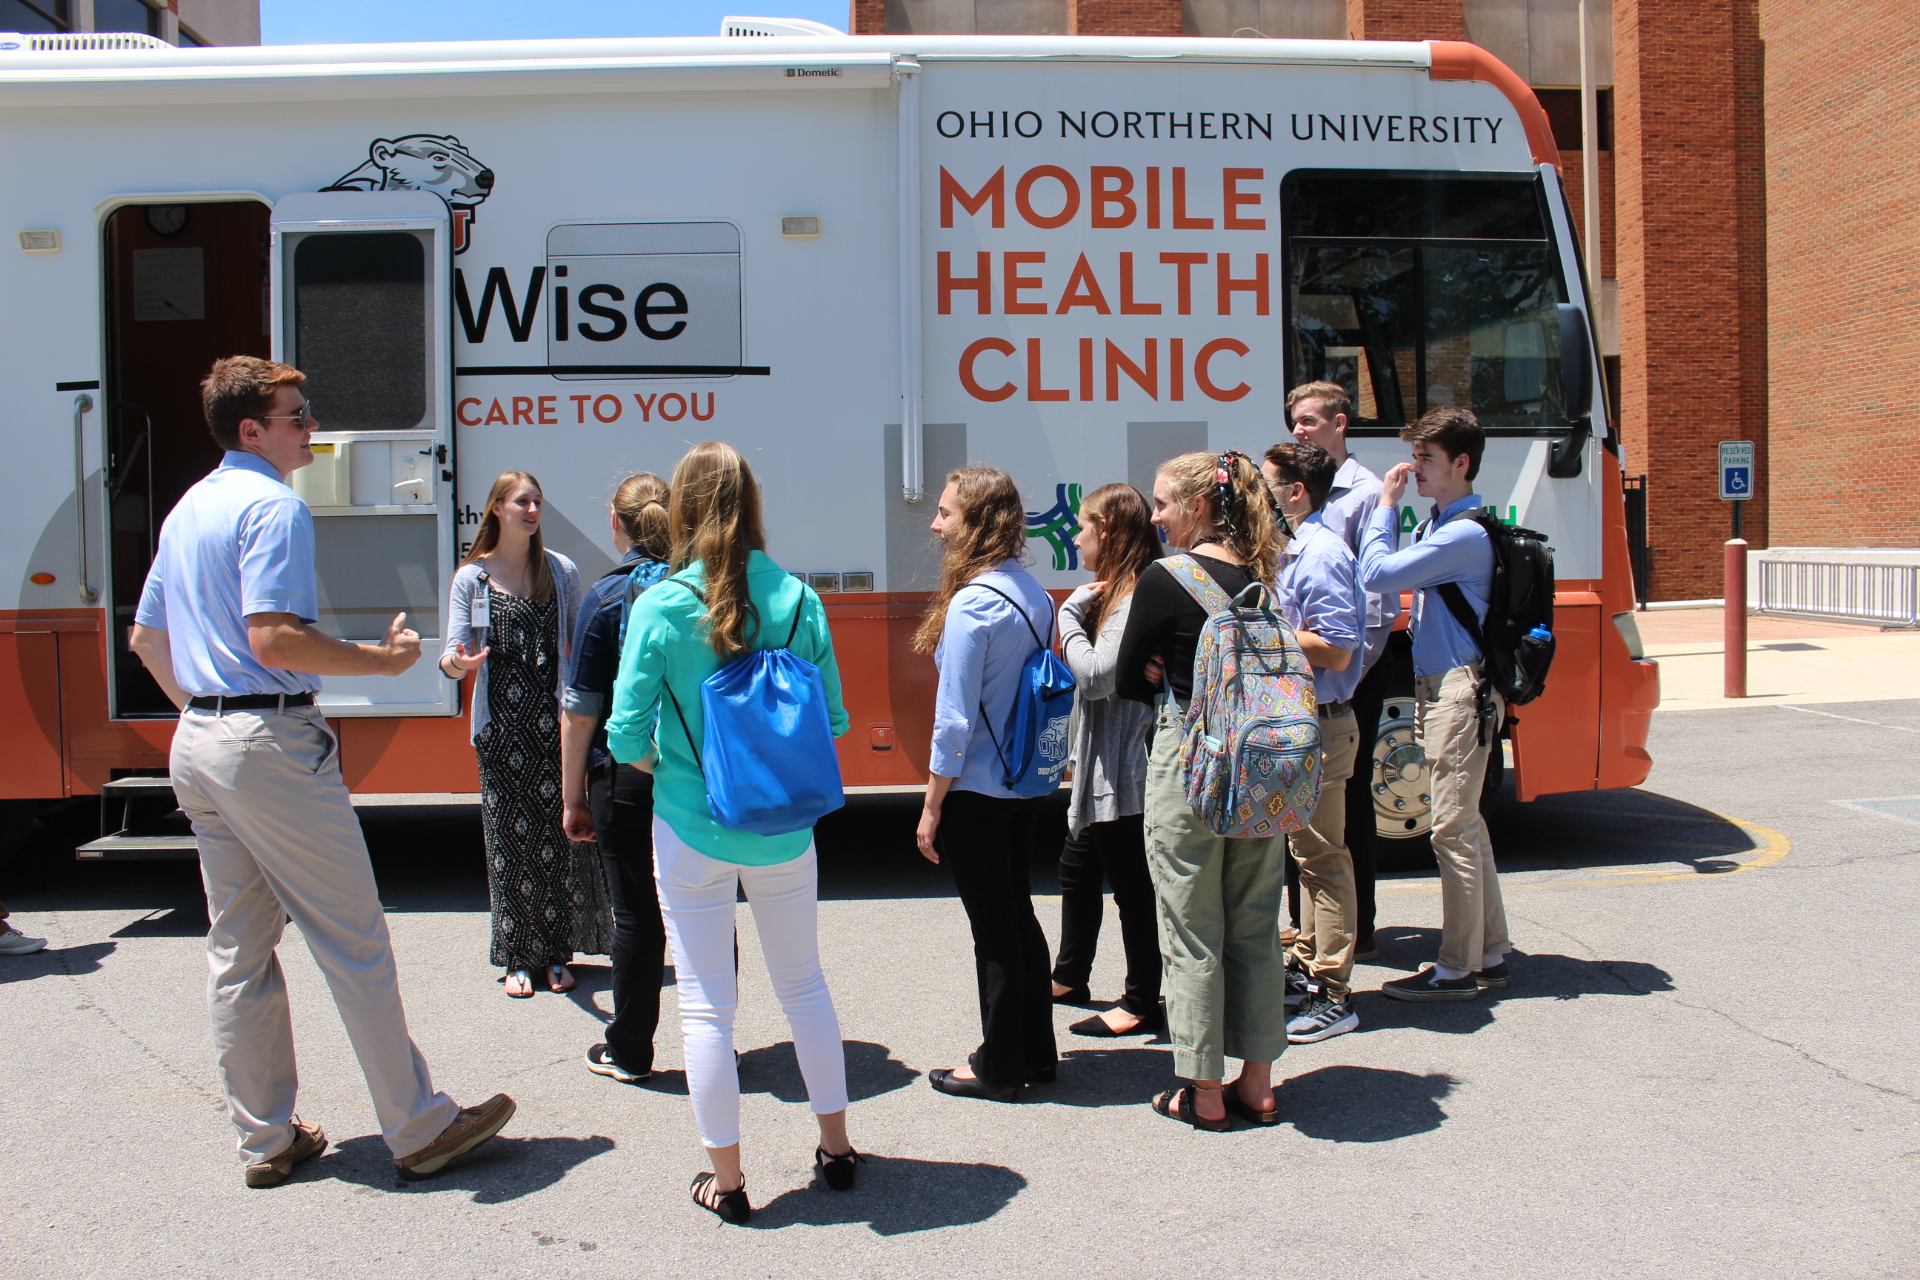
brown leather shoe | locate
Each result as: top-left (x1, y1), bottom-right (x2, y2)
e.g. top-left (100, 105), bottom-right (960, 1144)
top-left (394, 1094), bottom-right (515, 1180)
top-left (244, 1119), bottom-right (327, 1188)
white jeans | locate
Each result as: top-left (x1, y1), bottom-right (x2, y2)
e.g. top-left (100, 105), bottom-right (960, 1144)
top-left (653, 819), bottom-right (848, 1149)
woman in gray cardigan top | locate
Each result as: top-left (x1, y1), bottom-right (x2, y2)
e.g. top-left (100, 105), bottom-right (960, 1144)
top-left (440, 471), bottom-right (608, 998)
top-left (1049, 484), bottom-right (1163, 1038)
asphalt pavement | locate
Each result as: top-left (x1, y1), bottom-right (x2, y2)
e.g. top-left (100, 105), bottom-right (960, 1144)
top-left (3, 698), bottom-right (1917, 1280)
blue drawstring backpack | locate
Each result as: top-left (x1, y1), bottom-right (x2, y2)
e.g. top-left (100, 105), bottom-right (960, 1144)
top-left (662, 584), bottom-right (845, 836)
top-left (972, 583), bottom-right (1076, 798)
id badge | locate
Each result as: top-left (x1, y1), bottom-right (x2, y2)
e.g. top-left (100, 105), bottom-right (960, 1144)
top-left (471, 584), bottom-right (491, 632)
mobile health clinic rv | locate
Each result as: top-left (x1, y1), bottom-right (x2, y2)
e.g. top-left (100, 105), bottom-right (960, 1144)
top-left (0, 24), bottom-right (1658, 858)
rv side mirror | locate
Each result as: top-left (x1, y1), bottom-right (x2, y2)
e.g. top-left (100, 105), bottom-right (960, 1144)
top-left (1550, 302), bottom-right (1595, 478)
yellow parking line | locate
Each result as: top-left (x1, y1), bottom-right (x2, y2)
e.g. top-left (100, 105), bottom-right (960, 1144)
top-left (1377, 812), bottom-right (1791, 899)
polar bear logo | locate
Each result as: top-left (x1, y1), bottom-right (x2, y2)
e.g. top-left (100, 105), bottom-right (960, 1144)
top-left (323, 134), bottom-right (495, 253)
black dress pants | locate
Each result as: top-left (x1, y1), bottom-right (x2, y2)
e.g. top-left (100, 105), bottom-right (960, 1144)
top-left (588, 762), bottom-right (667, 1074)
top-left (939, 788), bottom-right (1058, 1088)
top-left (1286, 648), bottom-right (1393, 945)
top-left (1050, 813), bottom-right (1162, 1019)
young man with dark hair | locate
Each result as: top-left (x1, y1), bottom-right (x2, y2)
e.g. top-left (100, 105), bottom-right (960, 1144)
top-left (1358, 406), bottom-right (1511, 1001)
top-left (1284, 380), bottom-right (1398, 960)
top-left (1262, 441), bottom-right (1365, 1041)
top-left (130, 356), bottom-right (516, 1185)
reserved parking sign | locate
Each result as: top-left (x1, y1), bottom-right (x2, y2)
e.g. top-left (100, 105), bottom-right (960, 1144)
top-left (1719, 440), bottom-right (1754, 501)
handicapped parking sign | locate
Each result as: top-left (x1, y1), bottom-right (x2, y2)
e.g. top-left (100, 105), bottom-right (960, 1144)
top-left (1718, 441), bottom-right (1754, 501)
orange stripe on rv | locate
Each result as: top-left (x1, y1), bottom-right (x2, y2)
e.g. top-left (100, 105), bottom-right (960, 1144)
top-left (1426, 41), bottom-right (1562, 169)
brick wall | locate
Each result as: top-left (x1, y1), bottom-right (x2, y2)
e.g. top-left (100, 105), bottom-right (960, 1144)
top-left (1073, 0), bottom-right (1182, 35)
top-left (850, 0), bottom-right (883, 34)
top-left (1345, 0), bottom-right (1464, 41)
top-left (1761, 0), bottom-right (1920, 548)
top-left (1614, 0), bottom-right (1760, 599)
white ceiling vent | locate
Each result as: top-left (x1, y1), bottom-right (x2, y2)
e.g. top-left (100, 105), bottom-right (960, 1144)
top-left (720, 16), bottom-right (844, 36)
top-left (0, 31), bottom-right (172, 51)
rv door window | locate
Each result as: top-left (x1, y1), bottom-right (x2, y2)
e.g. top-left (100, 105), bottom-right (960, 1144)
top-left (293, 231), bottom-right (427, 430)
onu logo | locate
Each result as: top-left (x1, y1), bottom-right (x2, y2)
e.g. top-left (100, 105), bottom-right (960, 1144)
top-left (324, 133), bottom-right (495, 254)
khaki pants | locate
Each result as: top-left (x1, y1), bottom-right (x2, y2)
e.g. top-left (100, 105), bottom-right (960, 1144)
top-left (1414, 666), bottom-right (1511, 974)
top-left (1286, 707), bottom-right (1360, 1002)
top-left (171, 705), bottom-right (459, 1165)
top-left (1142, 699), bottom-right (1291, 1081)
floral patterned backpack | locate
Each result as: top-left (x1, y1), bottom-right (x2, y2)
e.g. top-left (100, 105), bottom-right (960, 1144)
top-left (1164, 555), bottom-right (1323, 838)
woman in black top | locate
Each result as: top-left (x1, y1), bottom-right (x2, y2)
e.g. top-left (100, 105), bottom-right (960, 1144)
top-left (1118, 450), bottom-right (1291, 1131)
top-left (560, 473), bottom-right (673, 1082)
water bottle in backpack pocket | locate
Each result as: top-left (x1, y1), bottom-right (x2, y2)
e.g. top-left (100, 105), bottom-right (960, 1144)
top-left (1160, 555), bottom-right (1322, 838)
top-left (662, 582), bottom-right (846, 836)
top-left (969, 582), bottom-right (1076, 799)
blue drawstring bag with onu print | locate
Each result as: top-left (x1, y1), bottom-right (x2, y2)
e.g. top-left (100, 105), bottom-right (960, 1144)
top-left (663, 587), bottom-right (845, 836)
top-left (972, 583), bottom-right (1077, 799)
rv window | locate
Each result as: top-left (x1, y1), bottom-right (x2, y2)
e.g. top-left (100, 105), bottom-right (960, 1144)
top-left (1283, 171), bottom-right (1568, 432)
top-left (293, 231), bottom-right (427, 431)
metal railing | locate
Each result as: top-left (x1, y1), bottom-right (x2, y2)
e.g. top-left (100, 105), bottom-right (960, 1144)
top-left (1756, 560), bottom-right (1920, 628)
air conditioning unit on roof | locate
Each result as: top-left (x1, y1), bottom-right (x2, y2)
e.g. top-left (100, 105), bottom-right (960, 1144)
top-left (0, 31), bottom-right (172, 51)
top-left (720, 15), bottom-right (844, 36)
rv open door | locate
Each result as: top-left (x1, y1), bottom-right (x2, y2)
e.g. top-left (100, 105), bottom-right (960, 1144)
top-left (270, 191), bottom-right (456, 717)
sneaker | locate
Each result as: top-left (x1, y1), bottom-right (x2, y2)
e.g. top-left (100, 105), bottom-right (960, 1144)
top-left (1284, 964), bottom-right (1314, 1009)
top-left (585, 1043), bottom-right (650, 1084)
top-left (1381, 968), bottom-right (1481, 1002)
top-left (394, 1094), bottom-right (515, 1180)
top-left (1287, 995), bottom-right (1359, 1043)
top-left (244, 1118), bottom-right (327, 1188)
top-left (0, 926), bottom-right (47, 956)
top-left (1475, 961), bottom-right (1512, 988)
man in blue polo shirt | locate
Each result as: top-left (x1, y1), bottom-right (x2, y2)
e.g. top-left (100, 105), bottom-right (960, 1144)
top-left (1358, 406), bottom-right (1512, 1002)
top-left (1263, 441), bottom-right (1365, 1043)
top-left (129, 356), bottom-right (514, 1186)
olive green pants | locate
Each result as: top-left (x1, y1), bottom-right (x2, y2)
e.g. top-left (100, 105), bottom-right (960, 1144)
top-left (1142, 700), bottom-right (1291, 1081)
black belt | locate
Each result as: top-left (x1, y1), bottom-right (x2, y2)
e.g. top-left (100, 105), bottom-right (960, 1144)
top-left (187, 692), bottom-right (316, 712)
top-left (1318, 699), bottom-right (1352, 718)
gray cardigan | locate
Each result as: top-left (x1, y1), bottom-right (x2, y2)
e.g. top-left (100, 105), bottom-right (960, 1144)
top-left (442, 551), bottom-right (584, 744)
top-left (1058, 585), bottom-right (1151, 836)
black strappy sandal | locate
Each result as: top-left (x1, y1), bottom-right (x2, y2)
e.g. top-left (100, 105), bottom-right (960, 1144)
top-left (690, 1171), bottom-right (751, 1223)
top-left (1151, 1085), bottom-right (1231, 1132)
top-left (815, 1145), bottom-right (864, 1191)
top-left (1222, 1086), bottom-right (1280, 1127)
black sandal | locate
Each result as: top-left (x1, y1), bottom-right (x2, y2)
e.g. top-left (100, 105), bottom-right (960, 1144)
top-left (815, 1145), bottom-right (864, 1191)
top-left (1150, 1086), bottom-right (1231, 1132)
top-left (690, 1171), bottom-right (751, 1223)
top-left (1222, 1086), bottom-right (1279, 1127)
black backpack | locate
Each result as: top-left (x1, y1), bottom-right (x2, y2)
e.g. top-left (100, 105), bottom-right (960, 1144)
top-left (1423, 510), bottom-right (1557, 712)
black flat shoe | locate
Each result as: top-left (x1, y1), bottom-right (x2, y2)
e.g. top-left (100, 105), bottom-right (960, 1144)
top-left (690, 1171), bottom-right (751, 1224)
top-left (970, 1050), bottom-right (1053, 1085)
top-left (1069, 1012), bottom-right (1159, 1038)
top-left (1051, 984), bottom-right (1091, 1005)
top-left (815, 1145), bottom-right (863, 1191)
top-left (929, 1068), bottom-right (1020, 1103)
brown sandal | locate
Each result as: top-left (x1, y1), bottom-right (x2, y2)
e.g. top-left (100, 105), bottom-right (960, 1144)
top-left (1151, 1085), bottom-right (1231, 1132)
top-left (1222, 1086), bottom-right (1279, 1126)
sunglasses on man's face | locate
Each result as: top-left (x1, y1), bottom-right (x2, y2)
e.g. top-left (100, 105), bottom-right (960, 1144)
top-left (257, 402), bottom-right (316, 429)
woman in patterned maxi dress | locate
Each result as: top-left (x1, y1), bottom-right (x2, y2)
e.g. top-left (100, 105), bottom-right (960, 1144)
top-left (441, 472), bottom-right (610, 997)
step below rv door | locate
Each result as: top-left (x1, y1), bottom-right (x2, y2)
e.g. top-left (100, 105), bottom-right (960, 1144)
top-left (270, 191), bottom-right (456, 717)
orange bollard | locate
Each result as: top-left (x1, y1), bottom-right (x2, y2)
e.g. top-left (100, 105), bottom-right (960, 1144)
top-left (1724, 538), bottom-right (1748, 698)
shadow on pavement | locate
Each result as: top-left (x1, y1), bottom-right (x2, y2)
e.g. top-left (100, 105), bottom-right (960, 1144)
top-left (740, 1038), bottom-right (920, 1103)
top-left (0, 938), bottom-right (114, 985)
top-left (317, 1131), bottom-right (615, 1203)
top-left (1350, 934), bottom-right (1675, 1035)
top-left (111, 904), bottom-right (210, 937)
top-left (747, 1154), bottom-right (1027, 1234)
top-left (1038, 1044), bottom-right (1176, 1107)
top-left (1281, 1065), bottom-right (1454, 1142)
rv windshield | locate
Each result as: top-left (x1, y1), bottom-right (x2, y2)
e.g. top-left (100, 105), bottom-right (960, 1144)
top-left (1284, 173), bottom-right (1568, 434)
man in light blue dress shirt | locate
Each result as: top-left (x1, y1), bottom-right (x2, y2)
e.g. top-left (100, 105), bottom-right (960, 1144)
top-left (1264, 442), bottom-right (1365, 1044)
top-left (130, 357), bottom-right (513, 1186)
top-left (1358, 406), bottom-right (1512, 1004)
top-left (1285, 381), bottom-right (1400, 961)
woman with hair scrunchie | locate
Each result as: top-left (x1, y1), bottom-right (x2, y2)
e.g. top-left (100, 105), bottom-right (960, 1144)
top-left (1114, 450), bottom-right (1292, 1130)
top-left (561, 473), bottom-right (675, 1084)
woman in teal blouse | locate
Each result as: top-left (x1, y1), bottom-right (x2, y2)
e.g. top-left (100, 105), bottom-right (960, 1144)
top-left (605, 441), bottom-right (858, 1223)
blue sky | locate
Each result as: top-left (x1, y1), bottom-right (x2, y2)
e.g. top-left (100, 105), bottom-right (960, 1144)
top-left (261, 1), bottom-right (850, 45)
